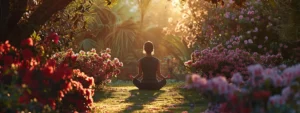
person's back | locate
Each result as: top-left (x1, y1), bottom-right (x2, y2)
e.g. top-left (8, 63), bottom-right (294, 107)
top-left (132, 41), bottom-right (167, 90)
top-left (139, 56), bottom-right (159, 83)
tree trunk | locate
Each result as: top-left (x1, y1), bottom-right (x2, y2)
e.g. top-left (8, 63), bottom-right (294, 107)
top-left (2, 0), bottom-right (74, 47)
top-left (0, 0), bottom-right (28, 43)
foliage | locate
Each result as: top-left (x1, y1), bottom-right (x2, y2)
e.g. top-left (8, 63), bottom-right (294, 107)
top-left (185, 64), bottom-right (300, 113)
top-left (184, 44), bottom-right (282, 79)
top-left (51, 48), bottom-right (123, 86)
top-left (79, 38), bottom-right (103, 51)
top-left (105, 19), bottom-right (138, 59)
top-left (0, 39), bottom-right (94, 112)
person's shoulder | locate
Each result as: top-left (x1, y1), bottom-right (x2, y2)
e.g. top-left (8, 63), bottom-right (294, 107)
top-left (152, 57), bottom-right (160, 62)
top-left (138, 57), bottom-right (146, 62)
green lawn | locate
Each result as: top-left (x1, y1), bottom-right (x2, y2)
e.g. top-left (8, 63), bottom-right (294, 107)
top-left (92, 80), bottom-right (208, 113)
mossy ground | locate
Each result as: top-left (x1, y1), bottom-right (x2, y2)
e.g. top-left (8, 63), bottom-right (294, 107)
top-left (92, 80), bottom-right (208, 113)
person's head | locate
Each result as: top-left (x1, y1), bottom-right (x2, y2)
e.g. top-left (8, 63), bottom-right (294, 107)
top-left (143, 41), bottom-right (154, 55)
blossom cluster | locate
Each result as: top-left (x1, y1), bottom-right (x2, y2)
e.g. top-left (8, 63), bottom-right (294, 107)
top-left (184, 44), bottom-right (282, 79)
top-left (165, 0), bottom-right (299, 62)
top-left (51, 48), bottom-right (123, 85)
top-left (185, 64), bottom-right (300, 113)
top-left (0, 39), bottom-right (94, 112)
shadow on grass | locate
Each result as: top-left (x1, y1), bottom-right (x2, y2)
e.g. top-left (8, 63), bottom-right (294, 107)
top-left (121, 89), bottom-right (165, 113)
top-left (166, 87), bottom-right (208, 112)
top-left (93, 89), bottom-right (113, 102)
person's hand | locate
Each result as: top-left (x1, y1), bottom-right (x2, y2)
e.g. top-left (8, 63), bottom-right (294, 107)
top-left (157, 76), bottom-right (164, 82)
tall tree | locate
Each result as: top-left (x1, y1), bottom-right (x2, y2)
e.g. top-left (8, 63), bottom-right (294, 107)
top-left (0, 0), bottom-right (74, 47)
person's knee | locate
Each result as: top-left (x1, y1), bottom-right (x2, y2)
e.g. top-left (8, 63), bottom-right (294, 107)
top-left (161, 79), bottom-right (167, 86)
top-left (133, 79), bottom-right (140, 86)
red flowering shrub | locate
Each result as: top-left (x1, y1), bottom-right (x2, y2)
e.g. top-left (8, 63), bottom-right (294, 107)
top-left (51, 48), bottom-right (123, 86)
top-left (59, 69), bottom-right (94, 112)
top-left (0, 39), bottom-right (94, 112)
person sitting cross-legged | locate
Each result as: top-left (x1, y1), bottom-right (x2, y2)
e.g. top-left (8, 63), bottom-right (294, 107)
top-left (133, 41), bottom-right (167, 90)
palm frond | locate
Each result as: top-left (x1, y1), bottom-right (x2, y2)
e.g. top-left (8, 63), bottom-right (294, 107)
top-left (105, 19), bottom-right (139, 59)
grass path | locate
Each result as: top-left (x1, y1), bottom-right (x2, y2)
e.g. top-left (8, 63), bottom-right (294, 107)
top-left (92, 81), bottom-right (208, 113)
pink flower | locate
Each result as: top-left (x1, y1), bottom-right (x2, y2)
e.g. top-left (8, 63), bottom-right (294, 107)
top-left (231, 73), bottom-right (244, 84)
top-left (239, 15), bottom-right (244, 19)
top-left (227, 45), bottom-right (232, 48)
top-left (247, 64), bottom-right (263, 76)
top-left (269, 95), bottom-right (285, 105)
top-left (258, 45), bottom-right (263, 49)
top-left (244, 40), bottom-right (248, 44)
top-left (224, 12), bottom-right (230, 18)
top-left (281, 87), bottom-right (292, 100)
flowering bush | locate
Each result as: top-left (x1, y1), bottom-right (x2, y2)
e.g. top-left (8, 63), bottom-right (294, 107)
top-left (165, 0), bottom-right (298, 63)
top-left (0, 39), bottom-right (94, 112)
top-left (51, 48), bottom-right (123, 86)
top-left (185, 64), bottom-right (300, 113)
top-left (184, 44), bottom-right (282, 79)
top-left (59, 69), bottom-right (95, 112)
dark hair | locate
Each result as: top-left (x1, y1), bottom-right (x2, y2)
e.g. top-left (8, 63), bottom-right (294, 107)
top-left (143, 41), bottom-right (154, 55)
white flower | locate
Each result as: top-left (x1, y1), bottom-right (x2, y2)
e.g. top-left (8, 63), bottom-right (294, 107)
top-left (253, 27), bottom-right (258, 32)
top-left (248, 39), bottom-right (253, 44)
top-left (269, 95), bottom-right (285, 105)
top-left (265, 36), bottom-right (268, 40)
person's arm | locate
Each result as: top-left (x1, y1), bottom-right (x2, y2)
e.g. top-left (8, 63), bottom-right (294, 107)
top-left (156, 61), bottom-right (166, 80)
top-left (134, 61), bottom-right (143, 79)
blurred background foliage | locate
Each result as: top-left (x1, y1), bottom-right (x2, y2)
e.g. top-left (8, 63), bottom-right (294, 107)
top-left (2, 0), bottom-right (298, 80)
top-left (72, 0), bottom-right (192, 80)
top-left (64, 0), bottom-right (300, 80)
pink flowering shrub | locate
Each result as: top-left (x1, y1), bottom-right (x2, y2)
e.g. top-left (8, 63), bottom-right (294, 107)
top-left (0, 39), bottom-right (94, 112)
top-left (165, 0), bottom-right (298, 64)
top-left (51, 48), bottom-right (123, 86)
top-left (184, 44), bottom-right (282, 79)
top-left (185, 64), bottom-right (300, 113)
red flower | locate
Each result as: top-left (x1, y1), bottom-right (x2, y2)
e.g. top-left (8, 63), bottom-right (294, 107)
top-left (48, 33), bottom-right (60, 44)
top-left (21, 38), bottom-right (34, 47)
top-left (22, 48), bottom-right (33, 60)
top-left (219, 102), bottom-right (230, 113)
top-left (86, 77), bottom-right (94, 86)
top-left (22, 68), bottom-right (33, 85)
top-left (167, 74), bottom-right (171, 79)
top-left (42, 66), bottom-right (54, 77)
top-left (253, 90), bottom-right (271, 100)
top-left (47, 59), bottom-right (56, 67)
top-left (3, 41), bottom-right (11, 51)
top-left (19, 92), bottom-right (30, 104)
top-left (129, 74), bottom-right (133, 80)
top-left (229, 94), bottom-right (238, 104)
top-left (71, 55), bottom-right (77, 62)
top-left (3, 55), bottom-right (13, 66)
top-left (240, 106), bottom-right (251, 113)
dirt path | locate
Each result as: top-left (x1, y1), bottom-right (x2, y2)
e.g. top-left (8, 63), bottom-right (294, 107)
top-left (92, 82), bottom-right (207, 113)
